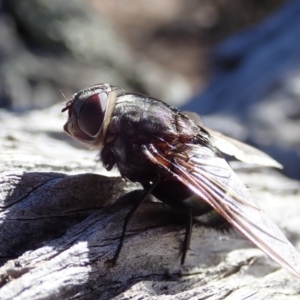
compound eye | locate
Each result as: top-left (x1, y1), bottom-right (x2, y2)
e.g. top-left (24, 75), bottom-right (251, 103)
top-left (78, 92), bottom-right (109, 137)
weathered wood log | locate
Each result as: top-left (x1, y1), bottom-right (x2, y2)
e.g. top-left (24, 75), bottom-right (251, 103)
top-left (0, 103), bottom-right (300, 299)
top-left (0, 171), bottom-right (128, 264)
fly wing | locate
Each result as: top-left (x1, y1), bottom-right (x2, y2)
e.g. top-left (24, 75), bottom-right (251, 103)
top-left (141, 142), bottom-right (300, 277)
top-left (183, 111), bottom-right (282, 168)
top-left (205, 127), bottom-right (283, 169)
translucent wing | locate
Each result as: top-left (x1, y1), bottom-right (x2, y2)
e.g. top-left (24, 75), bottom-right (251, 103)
top-left (205, 127), bottom-right (283, 168)
top-left (183, 111), bottom-right (282, 168)
top-left (141, 142), bottom-right (300, 277)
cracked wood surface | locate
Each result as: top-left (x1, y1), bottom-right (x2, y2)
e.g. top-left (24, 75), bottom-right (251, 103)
top-left (0, 104), bottom-right (300, 300)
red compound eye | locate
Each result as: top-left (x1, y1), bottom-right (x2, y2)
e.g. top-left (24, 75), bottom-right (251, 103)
top-left (78, 92), bottom-right (109, 137)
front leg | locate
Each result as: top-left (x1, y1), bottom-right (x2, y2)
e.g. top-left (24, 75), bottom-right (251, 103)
top-left (108, 178), bottom-right (160, 266)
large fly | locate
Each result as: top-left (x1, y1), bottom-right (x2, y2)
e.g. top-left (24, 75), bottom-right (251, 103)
top-left (62, 83), bottom-right (300, 276)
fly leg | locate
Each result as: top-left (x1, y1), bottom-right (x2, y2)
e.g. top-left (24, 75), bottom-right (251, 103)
top-left (108, 178), bottom-right (160, 266)
top-left (181, 208), bottom-right (193, 264)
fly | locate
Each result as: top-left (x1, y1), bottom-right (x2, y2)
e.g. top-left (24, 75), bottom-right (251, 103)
top-left (62, 83), bottom-right (300, 276)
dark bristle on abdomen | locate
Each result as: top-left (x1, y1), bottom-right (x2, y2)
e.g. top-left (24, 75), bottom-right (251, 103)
top-left (194, 210), bottom-right (231, 233)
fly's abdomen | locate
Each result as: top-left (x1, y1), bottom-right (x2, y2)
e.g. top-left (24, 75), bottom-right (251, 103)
top-left (152, 180), bottom-right (229, 230)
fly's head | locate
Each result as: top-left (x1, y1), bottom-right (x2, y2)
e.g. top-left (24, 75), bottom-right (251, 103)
top-left (62, 83), bottom-right (120, 149)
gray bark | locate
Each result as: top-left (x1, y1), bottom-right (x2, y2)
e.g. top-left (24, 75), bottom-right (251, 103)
top-left (0, 104), bottom-right (300, 300)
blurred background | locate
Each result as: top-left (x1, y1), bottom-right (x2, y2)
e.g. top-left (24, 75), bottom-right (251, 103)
top-left (0, 0), bottom-right (300, 179)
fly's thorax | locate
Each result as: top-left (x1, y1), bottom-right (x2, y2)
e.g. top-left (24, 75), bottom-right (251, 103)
top-left (111, 94), bottom-right (182, 144)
